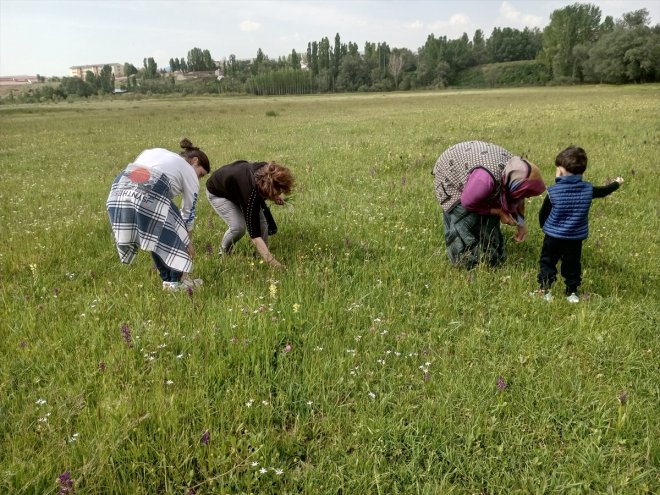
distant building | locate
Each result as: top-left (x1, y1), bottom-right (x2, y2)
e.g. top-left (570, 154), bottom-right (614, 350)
top-left (69, 63), bottom-right (124, 78)
top-left (0, 75), bottom-right (37, 85)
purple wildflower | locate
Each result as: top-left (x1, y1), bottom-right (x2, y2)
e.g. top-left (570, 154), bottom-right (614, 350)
top-left (205, 243), bottom-right (213, 255)
top-left (618, 390), bottom-right (628, 405)
top-left (187, 286), bottom-right (194, 299)
top-left (201, 430), bottom-right (210, 445)
top-left (121, 323), bottom-right (133, 348)
top-left (58, 471), bottom-right (74, 494)
top-left (496, 376), bottom-right (507, 392)
top-left (187, 490), bottom-right (196, 495)
top-left (98, 362), bottom-right (106, 373)
top-left (283, 344), bottom-right (292, 353)
top-left (19, 341), bottom-right (27, 348)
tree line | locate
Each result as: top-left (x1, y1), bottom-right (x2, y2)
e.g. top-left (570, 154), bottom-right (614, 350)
top-left (6, 3), bottom-right (659, 103)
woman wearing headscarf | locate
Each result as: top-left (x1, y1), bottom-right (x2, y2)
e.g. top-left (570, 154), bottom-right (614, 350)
top-left (107, 138), bottom-right (211, 291)
top-left (432, 141), bottom-right (546, 269)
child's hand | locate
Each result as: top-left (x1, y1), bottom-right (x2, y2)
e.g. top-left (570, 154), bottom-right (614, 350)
top-left (615, 176), bottom-right (624, 184)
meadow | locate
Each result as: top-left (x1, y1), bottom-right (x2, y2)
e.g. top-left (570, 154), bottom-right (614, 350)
top-left (1, 85), bottom-right (658, 494)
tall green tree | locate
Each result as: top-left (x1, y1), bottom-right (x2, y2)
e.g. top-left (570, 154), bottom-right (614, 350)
top-left (290, 49), bottom-right (301, 70)
top-left (186, 47), bottom-right (215, 71)
top-left (254, 48), bottom-right (266, 74)
top-left (336, 54), bottom-right (370, 91)
top-left (332, 33), bottom-right (342, 79)
top-left (319, 37), bottom-right (331, 70)
top-left (228, 54), bottom-right (237, 75)
top-left (583, 9), bottom-right (659, 83)
top-left (143, 57), bottom-right (159, 79)
top-left (311, 42), bottom-right (319, 75)
top-left (99, 64), bottom-right (114, 93)
top-left (621, 9), bottom-right (651, 28)
top-left (60, 77), bottom-right (95, 97)
top-left (472, 29), bottom-right (487, 65)
top-left (488, 27), bottom-right (542, 63)
top-left (541, 2), bottom-right (602, 80)
top-left (85, 70), bottom-right (97, 87)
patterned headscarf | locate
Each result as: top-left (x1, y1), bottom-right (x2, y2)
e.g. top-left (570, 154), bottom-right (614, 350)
top-left (500, 157), bottom-right (545, 214)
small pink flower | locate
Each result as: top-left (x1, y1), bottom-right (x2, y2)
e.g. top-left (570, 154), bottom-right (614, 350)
top-left (121, 323), bottom-right (133, 348)
top-left (283, 344), bottom-right (292, 353)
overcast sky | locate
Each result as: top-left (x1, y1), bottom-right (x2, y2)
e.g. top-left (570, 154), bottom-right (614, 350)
top-left (1, 0), bottom-right (658, 77)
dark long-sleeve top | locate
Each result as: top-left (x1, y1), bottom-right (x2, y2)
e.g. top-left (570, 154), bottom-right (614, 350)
top-left (539, 178), bottom-right (620, 238)
top-left (206, 160), bottom-right (275, 239)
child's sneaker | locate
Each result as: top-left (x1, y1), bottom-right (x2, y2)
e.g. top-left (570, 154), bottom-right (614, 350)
top-left (529, 289), bottom-right (553, 301)
top-left (566, 293), bottom-right (580, 303)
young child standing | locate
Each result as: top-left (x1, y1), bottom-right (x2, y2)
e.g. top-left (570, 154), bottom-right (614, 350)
top-left (533, 146), bottom-right (623, 302)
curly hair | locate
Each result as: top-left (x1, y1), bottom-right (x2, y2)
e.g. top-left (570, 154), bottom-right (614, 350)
top-left (254, 162), bottom-right (295, 200)
top-left (179, 137), bottom-right (211, 173)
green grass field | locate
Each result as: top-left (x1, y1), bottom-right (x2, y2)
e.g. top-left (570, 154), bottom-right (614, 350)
top-left (1, 86), bottom-right (659, 494)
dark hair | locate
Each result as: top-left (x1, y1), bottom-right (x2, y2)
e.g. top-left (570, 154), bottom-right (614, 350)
top-left (555, 146), bottom-right (587, 175)
top-left (254, 162), bottom-right (295, 199)
top-left (179, 138), bottom-right (211, 173)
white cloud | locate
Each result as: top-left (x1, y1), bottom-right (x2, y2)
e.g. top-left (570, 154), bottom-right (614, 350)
top-left (239, 20), bottom-right (261, 32)
top-left (499, 1), bottom-right (543, 28)
top-left (429, 13), bottom-right (469, 32)
top-left (404, 20), bottom-right (424, 30)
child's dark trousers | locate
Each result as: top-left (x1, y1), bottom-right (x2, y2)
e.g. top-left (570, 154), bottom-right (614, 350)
top-left (537, 235), bottom-right (583, 295)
